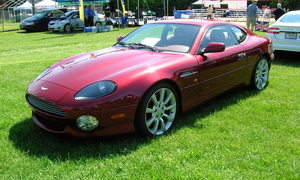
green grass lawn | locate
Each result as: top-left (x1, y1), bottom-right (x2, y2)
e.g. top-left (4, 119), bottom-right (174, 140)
top-left (0, 22), bottom-right (19, 32)
top-left (0, 29), bottom-right (299, 179)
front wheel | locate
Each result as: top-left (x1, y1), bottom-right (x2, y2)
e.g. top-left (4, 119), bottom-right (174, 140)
top-left (135, 83), bottom-right (178, 136)
top-left (251, 58), bottom-right (270, 90)
top-left (64, 24), bottom-right (71, 33)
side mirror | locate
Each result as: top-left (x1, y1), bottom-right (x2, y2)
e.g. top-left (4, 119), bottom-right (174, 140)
top-left (117, 36), bottom-right (124, 42)
top-left (202, 42), bottom-right (225, 54)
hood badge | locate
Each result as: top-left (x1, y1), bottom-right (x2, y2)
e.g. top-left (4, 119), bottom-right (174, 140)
top-left (41, 86), bottom-right (48, 91)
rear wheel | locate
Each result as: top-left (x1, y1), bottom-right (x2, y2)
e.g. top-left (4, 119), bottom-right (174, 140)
top-left (135, 83), bottom-right (178, 136)
top-left (251, 58), bottom-right (270, 90)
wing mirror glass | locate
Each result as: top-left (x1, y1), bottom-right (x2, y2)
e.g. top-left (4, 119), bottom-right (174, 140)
top-left (202, 42), bottom-right (225, 54)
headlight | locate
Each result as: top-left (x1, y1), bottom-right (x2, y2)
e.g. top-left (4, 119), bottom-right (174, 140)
top-left (34, 68), bottom-right (50, 81)
top-left (25, 22), bottom-right (34, 25)
top-left (59, 20), bottom-right (68, 24)
top-left (74, 80), bottom-right (117, 100)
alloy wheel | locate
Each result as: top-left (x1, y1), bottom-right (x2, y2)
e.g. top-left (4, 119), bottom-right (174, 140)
top-left (65, 24), bottom-right (71, 33)
top-left (145, 88), bottom-right (177, 135)
top-left (255, 59), bottom-right (269, 90)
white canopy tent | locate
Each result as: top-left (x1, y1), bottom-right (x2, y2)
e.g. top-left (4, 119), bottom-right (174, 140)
top-left (192, 0), bottom-right (247, 10)
top-left (192, 0), bottom-right (204, 5)
top-left (15, 1), bottom-right (32, 9)
top-left (35, 0), bottom-right (59, 9)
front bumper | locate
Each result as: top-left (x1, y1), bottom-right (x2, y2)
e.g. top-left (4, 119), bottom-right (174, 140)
top-left (48, 25), bottom-right (64, 32)
top-left (26, 93), bottom-right (138, 137)
top-left (20, 24), bottom-right (36, 31)
top-left (32, 110), bottom-right (135, 137)
top-left (26, 78), bottom-right (141, 137)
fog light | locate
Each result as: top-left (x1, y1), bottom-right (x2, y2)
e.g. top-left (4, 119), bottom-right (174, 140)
top-left (76, 115), bottom-right (99, 131)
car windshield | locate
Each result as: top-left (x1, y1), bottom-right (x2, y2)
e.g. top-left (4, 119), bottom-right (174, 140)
top-left (32, 11), bottom-right (48, 18)
top-left (119, 23), bottom-right (201, 53)
top-left (60, 11), bottom-right (74, 19)
top-left (280, 14), bottom-right (300, 23)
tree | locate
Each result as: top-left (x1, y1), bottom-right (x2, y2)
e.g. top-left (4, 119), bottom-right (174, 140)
top-left (113, 0), bottom-right (196, 17)
top-left (265, 0), bottom-right (300, 10)
top-left (281, 0), bottom-right (300, 10)
top-left (0, 0), bottom-right (7, 5)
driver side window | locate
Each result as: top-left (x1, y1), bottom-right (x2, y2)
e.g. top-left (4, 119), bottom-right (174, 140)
top-left (52, 10), bottom-right (64, 18)
top-left (200, 25), bottom-right (239, 51)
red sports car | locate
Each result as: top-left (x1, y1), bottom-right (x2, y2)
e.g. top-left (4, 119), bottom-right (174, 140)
top-left (26, 20), bottom-right (274, 137)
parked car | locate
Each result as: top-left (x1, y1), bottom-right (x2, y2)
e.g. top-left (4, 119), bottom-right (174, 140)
top-left (26, 20), bottom-right (274, 137)
top-left (48, 11), bottom-right (84, 33)
top-left (267, 10), bottom-right (300, 52)
top-left (48, 10), bottom-right (107, 33)
top-left (20, 8), bottom-right (67, 31)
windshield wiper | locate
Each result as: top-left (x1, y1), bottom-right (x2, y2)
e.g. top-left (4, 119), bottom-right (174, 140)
top-left (116, 42), bottom-right (158, 52)
top-left (127, 43), bottom-right (159, 52)
top-left (116, 41), bottom-right (128, 46)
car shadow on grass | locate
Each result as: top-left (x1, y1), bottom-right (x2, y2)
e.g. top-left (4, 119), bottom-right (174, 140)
top-left (9, 118), bottom-right (153, 161)
top-left (174, 87), bottom-right (259, 130)
top-left (9, 87), bottom-right (259, 161)
top-left (274, 51), bottom-right (300, 67)
top-left (17, 30), bottom-right (44, 34)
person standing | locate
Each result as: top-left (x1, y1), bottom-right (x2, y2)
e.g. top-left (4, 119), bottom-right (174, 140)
top-left (207, 5), bottom-right (213, 19)
top-left (263, 6), bottom-right (271, 23)
top-left (273, 3), bottom-right (285, 21)
top-left (84, 5), bottom-right (95, 27)
top-left (247, 0), bottom-right (259, 31)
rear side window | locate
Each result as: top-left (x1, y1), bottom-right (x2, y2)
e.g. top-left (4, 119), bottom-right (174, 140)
top-left (230, 26), bottom-right (247, 44)
top-left (200, 25), bottom-right (238, 50)
top-left (52, 10), bottom-right (64, 18)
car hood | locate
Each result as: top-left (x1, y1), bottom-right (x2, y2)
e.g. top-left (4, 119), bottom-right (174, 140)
top-left (38, 47), bottom-right (186, 91)
top-left (23, 16), bottom-right (41, 22)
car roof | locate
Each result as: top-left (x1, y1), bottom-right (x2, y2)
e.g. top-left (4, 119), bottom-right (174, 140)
top-left (39, 8), bottom-right (66, 12)
top-left (154, 19), bottom-right (234, 27)
top-left (68, 10), bottom-right (78, 13)
top-left (286, 10), bottom-right (300, 15)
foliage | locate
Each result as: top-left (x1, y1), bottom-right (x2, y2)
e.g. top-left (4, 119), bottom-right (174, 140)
top-left (110, 0), bottom-right (196, 17)
top-left (267, 0), bottom-right (300, 10)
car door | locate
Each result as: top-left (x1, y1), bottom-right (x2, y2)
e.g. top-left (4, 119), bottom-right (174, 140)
top-left (73, 13), bottom-right (84, 29)
top-left (194, 25), bottom-right (247, 101)
top-left (45, 10), bottom-right (64, 30)
top-left (69, 13), bottom-right (77, 29)
top-left (229, 25), bottom-right (252, 83)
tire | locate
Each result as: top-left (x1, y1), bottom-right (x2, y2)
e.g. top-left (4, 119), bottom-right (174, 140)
top-left (135, 83), bottom-right (179, 137)
top-left (64, 24), bottom-right (71, 33)
top-left (95, 22), bottom-right (101, 26)
top-left (251, 57), bottom-right (270, 90)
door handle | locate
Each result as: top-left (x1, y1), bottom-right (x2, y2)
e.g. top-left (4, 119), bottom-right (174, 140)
top-left (180, 71), bottom-right (198, 78)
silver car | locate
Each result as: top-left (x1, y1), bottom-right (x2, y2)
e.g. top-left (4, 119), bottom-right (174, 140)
top-left (48, 11), bottom-right (84, 33)
top-left (267, 10), bottom-right (300, 52)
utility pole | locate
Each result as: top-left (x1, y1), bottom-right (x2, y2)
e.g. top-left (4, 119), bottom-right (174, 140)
top-left (167, 0), bottom-right (169, 17)
top-left (31, 0), bottom-right (35, 15)
top-left (163, 0), bottom-right (165, 17)
top-left (137, 0), bottom-right (139, 19)
top-left (127, 0), bottom-right (129, 12)
top-left (2, 10), bottom-right (4, 32)
top-left (117, 0), bottom-right (120, 29)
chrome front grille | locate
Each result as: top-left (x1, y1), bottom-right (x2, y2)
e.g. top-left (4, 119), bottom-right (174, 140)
top-left (26, 95), bottom-right (65, 117)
